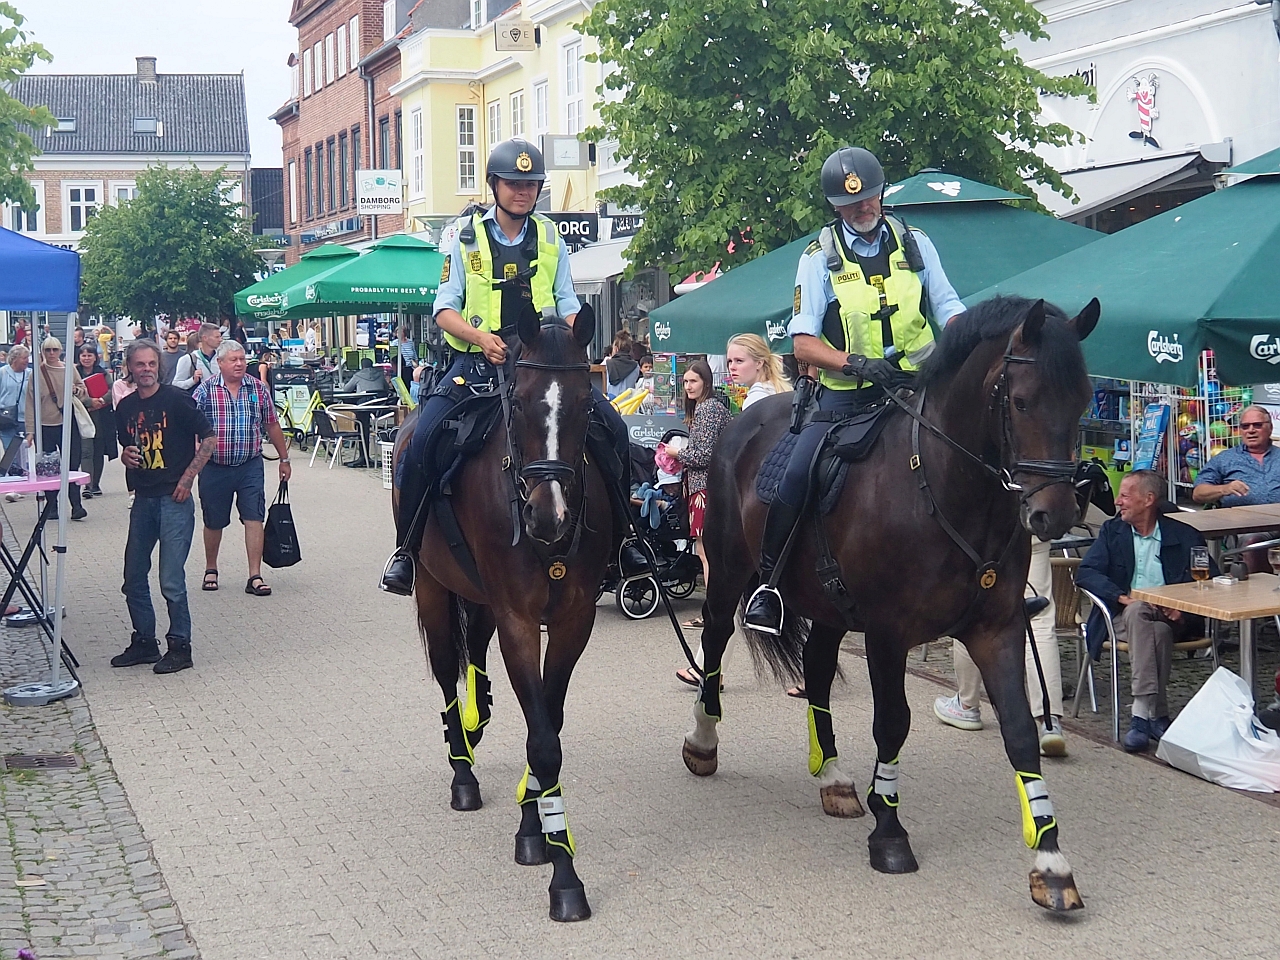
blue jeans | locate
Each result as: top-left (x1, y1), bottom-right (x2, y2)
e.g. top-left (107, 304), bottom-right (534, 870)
top-left (122, 494), bottom-right (196, 642)
top-left (775, 387), bottom-right (867, 507)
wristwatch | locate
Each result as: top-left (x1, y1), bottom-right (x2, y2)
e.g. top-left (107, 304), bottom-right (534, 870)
top-left (280, 458), bottom-right (291, 464)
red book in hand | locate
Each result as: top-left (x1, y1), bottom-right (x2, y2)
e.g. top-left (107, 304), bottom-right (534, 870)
top-left (83, 373), bottom-right (109, 399)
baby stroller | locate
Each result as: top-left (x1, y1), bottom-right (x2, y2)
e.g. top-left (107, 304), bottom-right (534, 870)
top-left (600, 430), bottom-right (702, 619)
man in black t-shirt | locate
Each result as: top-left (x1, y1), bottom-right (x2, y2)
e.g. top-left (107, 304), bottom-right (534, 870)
top-left (112, 340), bottom-right (216, 674)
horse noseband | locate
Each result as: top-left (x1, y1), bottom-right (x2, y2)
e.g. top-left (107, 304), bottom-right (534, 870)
top-left (992, 337), bottom-right (1077, 502)
top-left (520, 459), bottom-right (577, 494)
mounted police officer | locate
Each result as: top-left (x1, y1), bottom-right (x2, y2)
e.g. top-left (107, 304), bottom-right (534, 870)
top-left (742, 146), bottom-right (966, 635)
top-left (382, 138), bottom-right (643, 595)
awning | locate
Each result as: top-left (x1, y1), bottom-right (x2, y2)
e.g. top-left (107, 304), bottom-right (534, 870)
top-left (569, 238), bottom-right (633, 295)
top-left (1031, 153), bottom-right (1200, 220)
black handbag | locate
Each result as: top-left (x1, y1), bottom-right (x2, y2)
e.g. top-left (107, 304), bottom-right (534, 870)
top-left (263, 480), bottom-right (302, 568)
top-left (0, 369), bottom-right (27, 429)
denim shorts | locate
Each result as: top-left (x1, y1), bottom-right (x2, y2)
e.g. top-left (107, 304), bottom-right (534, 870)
top-left (199, 456), bottom-right (266, 529)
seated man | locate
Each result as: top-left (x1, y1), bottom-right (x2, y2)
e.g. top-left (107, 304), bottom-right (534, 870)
top-left (339, 358), bottom-right (391, 396)
top-left (1076, 469), bottom-right (1214, 753)
top-left (1192, 405), bottom-right (1280, 571)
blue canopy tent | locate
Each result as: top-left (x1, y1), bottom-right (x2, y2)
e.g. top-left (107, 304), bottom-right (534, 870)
top-left (0, 227), bottom-right (83, 705)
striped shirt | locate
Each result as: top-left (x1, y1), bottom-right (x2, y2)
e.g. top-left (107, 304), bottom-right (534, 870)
top-left (192, 373), bottom-right (278, 466)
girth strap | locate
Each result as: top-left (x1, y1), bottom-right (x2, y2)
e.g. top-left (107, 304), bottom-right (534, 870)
top-left (434, 492), bottom-right (485, 593)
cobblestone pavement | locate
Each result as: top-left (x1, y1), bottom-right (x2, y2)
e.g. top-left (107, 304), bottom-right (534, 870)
top-left (5, 457), bottom-right (1280, 959)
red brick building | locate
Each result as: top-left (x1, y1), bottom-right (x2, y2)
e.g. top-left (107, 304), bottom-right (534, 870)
top-left (273, 0), bottom-right (415, 264)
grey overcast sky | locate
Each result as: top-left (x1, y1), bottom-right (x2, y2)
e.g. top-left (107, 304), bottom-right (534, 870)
top-left (22, 0), bottom-right (296, 165)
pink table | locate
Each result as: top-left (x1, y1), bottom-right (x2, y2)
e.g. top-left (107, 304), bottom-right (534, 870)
top-left (0, 471), bottom-right (91, 494)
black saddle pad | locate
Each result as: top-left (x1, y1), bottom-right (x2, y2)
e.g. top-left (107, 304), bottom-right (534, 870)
top-left (427, 394), bottom-right (503, 494)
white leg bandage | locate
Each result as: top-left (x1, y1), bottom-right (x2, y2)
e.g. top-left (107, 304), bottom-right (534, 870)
top-left (872, 760), bottom-right (899, 797)
top-left (538, 794), bottom-right (567, 834)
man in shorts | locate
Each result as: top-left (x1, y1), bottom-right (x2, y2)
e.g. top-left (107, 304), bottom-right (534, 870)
top-left (193, 341), bottom-right (292, 597)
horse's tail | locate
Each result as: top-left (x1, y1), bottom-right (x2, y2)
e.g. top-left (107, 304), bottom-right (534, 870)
top-left (737, 586), bottom-right (810, 685)
top-left (417, 589), bottom-right (471, 681)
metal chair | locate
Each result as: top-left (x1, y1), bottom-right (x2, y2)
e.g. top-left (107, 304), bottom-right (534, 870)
top-left (309, 408), bottom-right (367, 469)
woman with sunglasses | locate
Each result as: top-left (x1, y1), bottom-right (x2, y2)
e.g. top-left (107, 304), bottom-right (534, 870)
top-left (25, 336), bottom-right (89, 520)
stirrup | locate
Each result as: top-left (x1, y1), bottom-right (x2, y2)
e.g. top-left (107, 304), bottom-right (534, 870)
top-left (744, 583), bottom-right (784, 636)
top-left (380, 551), bottom-right (416, 595)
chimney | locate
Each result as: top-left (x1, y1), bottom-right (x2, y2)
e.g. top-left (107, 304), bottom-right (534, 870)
top-left (136, 57), bottom-right (157, 82)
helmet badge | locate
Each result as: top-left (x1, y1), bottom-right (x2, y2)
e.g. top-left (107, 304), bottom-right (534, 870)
top-left (515, 152), bottom-right (534, 173)
top-left (844, 172), bottom-right (863, 195)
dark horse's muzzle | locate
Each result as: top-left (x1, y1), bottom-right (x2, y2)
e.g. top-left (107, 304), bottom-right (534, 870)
top-left (520, 459), bottom-right (577, 543)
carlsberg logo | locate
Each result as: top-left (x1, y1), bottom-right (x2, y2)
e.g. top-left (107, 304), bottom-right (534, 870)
top-left (1250, 334), bottom-right (1280, 365)
top-left (654, 321), bottom-right (671, 341)
top-left (1147, 331), bottom-right (1183, 363)
top-left (765, 320), bottom-right (787, 342)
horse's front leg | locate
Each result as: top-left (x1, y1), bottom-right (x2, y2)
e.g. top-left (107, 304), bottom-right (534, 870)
top-left (964, 624), bottom-right (1084, 913)
top-left (501, 610), bottom-right (592, 922)
top-left (804, 622), bottom-right (864, 818)
top-left (460, 603), bottom-right (496, 750)
top-left (863, 634), bottom-right (918, 874)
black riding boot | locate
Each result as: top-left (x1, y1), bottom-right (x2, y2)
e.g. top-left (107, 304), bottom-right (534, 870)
top-left (381, 465), bottom-right (428, 596)
top-left (743, 498), bottom-right (804, 635)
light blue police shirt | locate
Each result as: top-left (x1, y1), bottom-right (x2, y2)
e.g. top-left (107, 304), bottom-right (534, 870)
top-left (432, 207), bottom-right (581, 319)
top-left (788, 219), bottom-right (965, 342)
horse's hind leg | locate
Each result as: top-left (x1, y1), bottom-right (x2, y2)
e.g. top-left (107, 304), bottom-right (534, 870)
top-left (964, 627), bottom-right (1084, 912)
top-left (864, 634), bottom-right (918, 874)
top-left (417, 580), bottom-right (483, 812)
top-left (804, 622), bottom-right (864, 818)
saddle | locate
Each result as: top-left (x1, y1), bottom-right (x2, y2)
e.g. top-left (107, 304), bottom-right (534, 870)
top-left (755, 400), bottom-right (895, 513)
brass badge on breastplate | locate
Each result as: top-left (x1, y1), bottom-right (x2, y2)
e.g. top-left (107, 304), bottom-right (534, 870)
top-left (844, 172), bottom-right (863, 195)
top-left (515, 152), bottom-right (534, 173)
top-left (468, 251), bottom-right (483, 273)
top-left (548, 561), bottom-right (567, 580)
top-left (979, 569), bottom-right (998, 589)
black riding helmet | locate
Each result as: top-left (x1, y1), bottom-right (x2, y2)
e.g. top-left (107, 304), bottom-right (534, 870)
top-left (486, 138), bottom-right (547, 183)
top-left (821, 146), bottom-right (885, 206)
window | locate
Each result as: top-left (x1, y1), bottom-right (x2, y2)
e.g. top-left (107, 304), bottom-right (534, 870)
top-left (378, 116), bottom-right (390, 169)
top-left (395, 111), bottom-right (403, 171)
top-left (352, 125), bottom-right (361, 172)
top-left (383, 0), bottom-right (396, 40)
top-left (314, 144), bottom-right (324, 215)
top-left (304, 149), bottom-right (313, 218)
top-left (54, 117), bottom-right (75, 133)
top-left (337, 24), bottom-right (348, 77)
top-left (487, 99), bottom-right (501, 148)
top-left (303, 48), bottom-right (312, 96)
top-left (563, 40), bottom-right (584, 135)
top-left (510, 90), bottom-right (524, 138)
top-left (290, 58), bottom-right (299, 99)
top-left (9, 181), bottom-right (43, 234)
top-left (410, 108), bottom-right (424, 197)
top-left (133, 117), bottom-right (158, 135)
top-left (533, 80), bottom-right (549, 135)
top-left (112, 183), bottom-right (139, 205)
top-left (471, 0), bottom-right (484, 29)
top-left (324, 33), bottom-right (335, 86)
top-left (457, 105), bottom-right (477, 191)
top-left (288, 160), bottom-right (298, 224)
top-left (313, 41), bottom-right (322, 87)
top-left (338, 134), bottom-right (349, 206)
top-left (66, 183), bottom-right (99, 232)
top-left (326, 138), bottom-right (336, 210)
top-left (349, 15), bottom-right (360, 66)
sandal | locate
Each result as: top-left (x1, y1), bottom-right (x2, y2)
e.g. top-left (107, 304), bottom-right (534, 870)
top-left (786, 685), bottom-right (807, 699)
top-left (245, 575), bottom-right (272, 597)
top-left (202, 569), bottom-right (219, 591)
top-left (682, 616), bottom-right (704, 629)
top-left (676, 668), bottom-right (723, 691)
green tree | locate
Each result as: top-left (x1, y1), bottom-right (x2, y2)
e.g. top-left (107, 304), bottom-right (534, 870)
top-left (0, 2), bottom-right (55, 212)
top-left (583, 0), bottom-right (1090, 272)
top-left (79, 165), bottom-right (261, 328)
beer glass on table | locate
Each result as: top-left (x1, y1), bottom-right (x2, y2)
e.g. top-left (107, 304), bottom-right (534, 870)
top-left (1190, 546), bottom-right (1211, 588)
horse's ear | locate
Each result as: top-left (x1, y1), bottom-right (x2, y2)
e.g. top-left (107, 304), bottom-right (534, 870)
top-left (1020, 299), bottom-right (1046, 346)
top-left (572, 302), bottom-right (596, 349)
top-left (1069, 298), bottom-right (1100, 342)
top-left (517, 299), bottom-right (540, 346)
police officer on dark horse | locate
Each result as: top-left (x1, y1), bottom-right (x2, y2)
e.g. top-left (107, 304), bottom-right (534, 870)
top-left (381, 138), bottom-right (644, 595)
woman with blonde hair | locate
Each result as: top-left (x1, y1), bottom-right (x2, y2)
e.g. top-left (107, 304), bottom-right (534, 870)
top-left (726, 333), bottom-right (791, 408)
top-left (26, 336), bottom-right (89, 519)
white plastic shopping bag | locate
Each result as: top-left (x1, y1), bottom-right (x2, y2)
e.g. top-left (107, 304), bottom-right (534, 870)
top-left (1156, 667), bottom-right (1280, 792)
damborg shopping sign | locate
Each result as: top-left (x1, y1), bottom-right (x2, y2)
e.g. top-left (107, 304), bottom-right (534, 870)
top-left (357, 170), bottom-right (404, 216)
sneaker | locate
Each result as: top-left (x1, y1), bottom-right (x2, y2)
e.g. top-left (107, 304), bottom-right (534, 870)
top-left (1150, 715), bottom-right (1172, 740)
top-left (1038, 718), bottom-right (1068, 757)
top-left (4, 492), bottom-right (23, 502)
top-left (110, 633), bottom-right (161, 667)
top-left (933, 694), bottom-right (983, 731)
top-left (153, 640), bottom-right (193, 674)
top-left (1122, 716), bottom-right (1152, 753)
top-left (70, 506), bottom-right (87, 521)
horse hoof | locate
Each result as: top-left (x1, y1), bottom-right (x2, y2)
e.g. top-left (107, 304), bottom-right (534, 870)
top-left (549, 886), bottom-right (592, 922)
top-left (514, 834), bottom-right (550, 866)
top-left (682, 741), bottom-right (718, 776)
top-left (820, 783), bottom-right (865, 818)
top-left (450, 782), bottom-right (483, 811)
top-left (869, 836), bottom-right (919, 874)
top-left (1030, 869), bottom-right (1085, 912)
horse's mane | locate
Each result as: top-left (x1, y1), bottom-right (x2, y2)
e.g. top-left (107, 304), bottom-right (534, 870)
top-left (917, 294), bottom-right (1087, 395)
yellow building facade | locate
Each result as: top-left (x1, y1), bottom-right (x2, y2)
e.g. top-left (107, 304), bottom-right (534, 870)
top-left (391, 0), bottom-right (629, 241)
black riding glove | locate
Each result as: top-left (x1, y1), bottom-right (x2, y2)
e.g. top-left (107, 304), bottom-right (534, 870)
top-left (841, 354), bottom-right (898, 388)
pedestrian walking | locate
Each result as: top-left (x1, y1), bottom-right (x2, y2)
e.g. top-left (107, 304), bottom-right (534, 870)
top-left (75, 344), bottom-right (118, 498)
top-left (0, 344), bottom-right (30, 454)
top-left (112, 339), bottom-right (216, 674)
top-left (173, 323), bottom-right (221, 392)
top-left (192, 341), bottom-right (292, 597)
top-left (159, 329), bottom-right (184, 385)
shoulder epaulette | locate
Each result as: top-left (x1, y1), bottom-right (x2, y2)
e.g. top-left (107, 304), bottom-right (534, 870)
top-left (804, 239), bottom-right (822, 257)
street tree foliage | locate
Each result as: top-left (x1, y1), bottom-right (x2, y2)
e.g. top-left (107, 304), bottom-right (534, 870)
top-left (0, 2), bottom-right (55, 212)
top-left (582, 0), bottom-right (1090, 272)
top-left (80, 166), bottom-right (261, 327)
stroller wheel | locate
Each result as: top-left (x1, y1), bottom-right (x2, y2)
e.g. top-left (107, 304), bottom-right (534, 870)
top-left (616, 576), bottom-right (660, 620)
top-left (666, 574), bottom-right (697, 599)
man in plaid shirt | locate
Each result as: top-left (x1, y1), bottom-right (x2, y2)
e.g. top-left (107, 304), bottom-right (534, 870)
top-left (193, 340), bottom-right (292, 597)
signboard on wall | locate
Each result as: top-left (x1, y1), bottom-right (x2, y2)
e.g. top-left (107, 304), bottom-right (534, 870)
top-left (495, 20), bottom-right (536, 51)
top-left (546, 212), bottom-right (599, 245)
top-left (356, 170), bottom-right (403, 215)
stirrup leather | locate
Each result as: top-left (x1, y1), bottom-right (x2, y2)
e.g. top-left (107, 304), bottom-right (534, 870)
top-left (744, 583), bottom-right (784, 635)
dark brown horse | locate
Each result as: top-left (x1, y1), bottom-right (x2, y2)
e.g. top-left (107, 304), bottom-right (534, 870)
top-left (685, 295), bottom-right (1099, 912)
top-left (392, 306), bottom-right (610, 922)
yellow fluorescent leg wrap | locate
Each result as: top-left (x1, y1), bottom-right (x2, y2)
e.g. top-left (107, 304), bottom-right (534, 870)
top-left (462, 664), bottom-right (488, 732)
top-left (515, 765), bottom-right (541, 805)
top-left (442, 699), bottom-right (474, 765)
top-left (807, 705), bottom-right (837, 777)
top-left (1015, 772), bottom-right (1057, 848)
top-left (538, 785), bottom-right (577, 857)
top-left (871, 759), bottom-right (899, 805)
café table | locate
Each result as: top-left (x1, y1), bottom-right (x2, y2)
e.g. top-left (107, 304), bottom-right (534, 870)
top-left (328, 399), bottom-right (398, 467)
top-left (1164, 504), bottom-right (1280, 538)
top-left (1129, 571), bottom-right (1280, 700)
